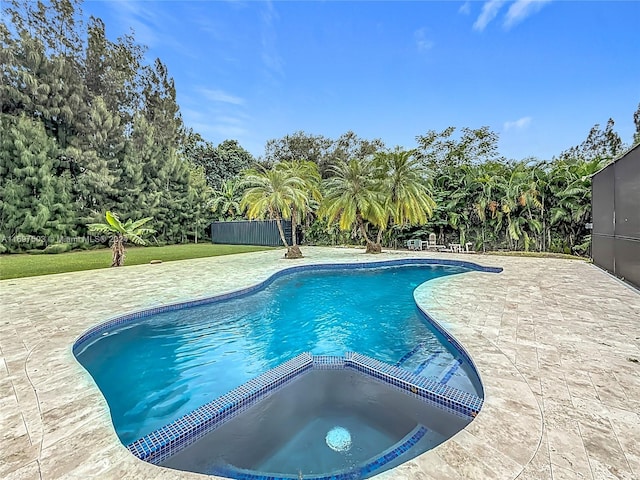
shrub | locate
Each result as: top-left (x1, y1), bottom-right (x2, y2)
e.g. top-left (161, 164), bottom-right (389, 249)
top-left (10, 234), bottom-right (45, 251)
top-left (43, 243), bottom-right (72, 254)
top-left (70, 241), bottom-right (91, 251)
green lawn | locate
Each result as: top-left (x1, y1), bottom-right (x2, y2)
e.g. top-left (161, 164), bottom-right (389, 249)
top-left (0, 244), bottom-right (273, 280)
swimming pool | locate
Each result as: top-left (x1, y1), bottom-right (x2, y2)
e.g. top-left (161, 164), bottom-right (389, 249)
top-left (74, 259), bottom-right (497, 475)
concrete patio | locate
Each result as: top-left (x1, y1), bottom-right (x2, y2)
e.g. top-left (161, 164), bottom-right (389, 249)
top-left (1, 247), bottom-right (638, 479)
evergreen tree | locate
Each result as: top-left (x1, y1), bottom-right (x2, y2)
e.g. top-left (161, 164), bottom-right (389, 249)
top-left (142, 58), bottom-right (184, 150)
top-left (70, 96), bottom-right (123, 223)
top-left (4, 0), bottom-right (88, 148)
top-left (184, 164), bottom-right (211, 243)
top-left (85, 16), bottom-right (144, 127)
top-left (139, 59), bottom-right (192, 242)
top-left (0, 114), bottom-right (74, 249)
top-left (181, 133), bottom-right (253, 199)
top-left (116, 113), bottom-right (155, 223)
top-left (1, 0), bottom-right (209, 247)
top-left (216, 139), bottom-right (255, 185)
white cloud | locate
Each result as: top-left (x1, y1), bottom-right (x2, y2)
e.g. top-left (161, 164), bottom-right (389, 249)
top-left (504, 0), bottom-right (552, 29)
top-left (260, 1), bottom-right (284, 80)
top-left (473, 0), bottom-right (506, 31)
top-left (183, 88), bottom-right (253, 145)
top-left (414, 28), bottom-right (434, 52)
top-left (198, 88), bottom-right (245, 105)
top-left (504, 116), bottom-right (532, 131)
top-left (459, 2), bottom-right (471, 15)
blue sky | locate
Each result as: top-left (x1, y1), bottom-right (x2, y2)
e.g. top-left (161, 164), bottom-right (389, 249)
top-left (83, 1), bottom-right (640, 161)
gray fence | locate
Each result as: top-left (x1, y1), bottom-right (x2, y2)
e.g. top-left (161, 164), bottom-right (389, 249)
top-left (210, 220), bottom-right (292, 247)
top-left (591, 144), bottom-right (640, 289)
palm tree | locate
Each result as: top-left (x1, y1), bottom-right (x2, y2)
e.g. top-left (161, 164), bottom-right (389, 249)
top-left (209, 179), bottom-right (243, 220)
top-left (550, 158), bottom-right (606, 251)
top-left (518, 166), bottom-right (544, 251)
top-left (425, 162), bottom-right (473, 247)
top-left (320, 158), bottom-right (386, 253)
top-left (88, 211), bottom-right (155, 267)
top-left (529, 161), bottom-right (550, 251)
top-left (240, 166), bottom-right (308, 258)
top-left (373, 149), bottom-right (436, 246)
top-left (495, 163), bottom-right (528, 250)
top-left (472, 163), bottom-right (503, 252)
top-left (274, 160), bottom-right (322, 251)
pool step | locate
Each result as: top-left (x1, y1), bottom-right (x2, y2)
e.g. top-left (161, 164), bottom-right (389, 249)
top-left (437, 358), bottom-right (463, 384)
top-left (397, 348), bottom-right (447, 377)
top-left (395, 342), bottom-right (426, 367)
top-left (396, 348), bottom-right (475, 394)
top-left (412, 352), bottom-right (441, 376)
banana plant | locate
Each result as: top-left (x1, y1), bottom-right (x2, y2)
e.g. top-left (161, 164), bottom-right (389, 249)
top-left (88, 211), bottom-right (155, 267)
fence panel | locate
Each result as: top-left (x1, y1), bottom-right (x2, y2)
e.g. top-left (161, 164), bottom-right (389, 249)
top-left (592, 145), bottom-right (640, 289)
top-left (211, 220), bottom-right (291, 247)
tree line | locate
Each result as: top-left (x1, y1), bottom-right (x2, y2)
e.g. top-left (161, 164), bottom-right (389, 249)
top-left (1, 0), bottom-right (249, 252)
top-left (213, 121), bottom-right (638, 257)
top-left (1, 0), bottom-right (639, 256)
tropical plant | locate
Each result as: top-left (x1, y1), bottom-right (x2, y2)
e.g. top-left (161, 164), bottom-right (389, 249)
top-left (373, 149), bottom-right (436, 246)
top-left (88, 211), bottom-right (155, 266)
top-left (240, 166), bottom-right (308, 258)
top-left (320, 158), bottom-right (386, 253)
top-left (274, 160), bottom-right (322, 250)
top-left (549, 158), bottom-right (606, 251)
top-left (209, 178), bottom-right (244, 220)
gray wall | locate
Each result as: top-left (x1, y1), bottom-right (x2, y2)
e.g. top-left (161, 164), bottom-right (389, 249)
top-left (211, 219), bottom-right (292, 247)
top-left (592, 144), bottom-right (640, 289)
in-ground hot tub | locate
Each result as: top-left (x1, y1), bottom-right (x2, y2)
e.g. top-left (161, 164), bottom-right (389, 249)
top-left (163, 365), bottom-right (474, 479)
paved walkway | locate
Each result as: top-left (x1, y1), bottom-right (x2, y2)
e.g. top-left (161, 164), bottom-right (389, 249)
top-left (1, 247), bottom-right (638, 479)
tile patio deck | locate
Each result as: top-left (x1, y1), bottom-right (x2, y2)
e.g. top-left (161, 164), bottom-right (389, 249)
top-left (1, 247), bottom-right (638, 479)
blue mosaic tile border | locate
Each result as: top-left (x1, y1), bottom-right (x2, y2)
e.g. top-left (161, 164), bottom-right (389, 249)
top-left (346, 353), bottom-right (482, 420)
top-left (214, 424), bottom-right (429, 480)
top-left (439, 358), bottom-right (463, 384)
top-left (312, 354), bottom-right (346, 369)
top-left (73, 258), bottom-right (501, 354)
top-left (127, 353), bottom-right (313, 464)
top-left (127, 352), bottom-right (483, 467)
top-left (414, 304), bottom-right (483, 394)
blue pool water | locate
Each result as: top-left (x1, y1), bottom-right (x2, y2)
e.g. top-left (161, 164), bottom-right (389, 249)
top-left (75, 264), bottom-right (478, 446)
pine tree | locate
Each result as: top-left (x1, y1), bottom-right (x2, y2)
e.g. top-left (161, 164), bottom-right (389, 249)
top-left (116, 113), bottom-right (154, 223)
top-left (142, 58), bottom-right (184, 150)
top-left (4, 0), bottom-right (89, 148)
top-left (184, 164), bottom-right (211, 243)
top-left (70, 96), bottom-right (123, 223)
top-left (138, 58), bottom-right (192, 242)
top-left (0, 114), bottom-right (74, 249)
top-left (85, 16), bottom-right (145, 127)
